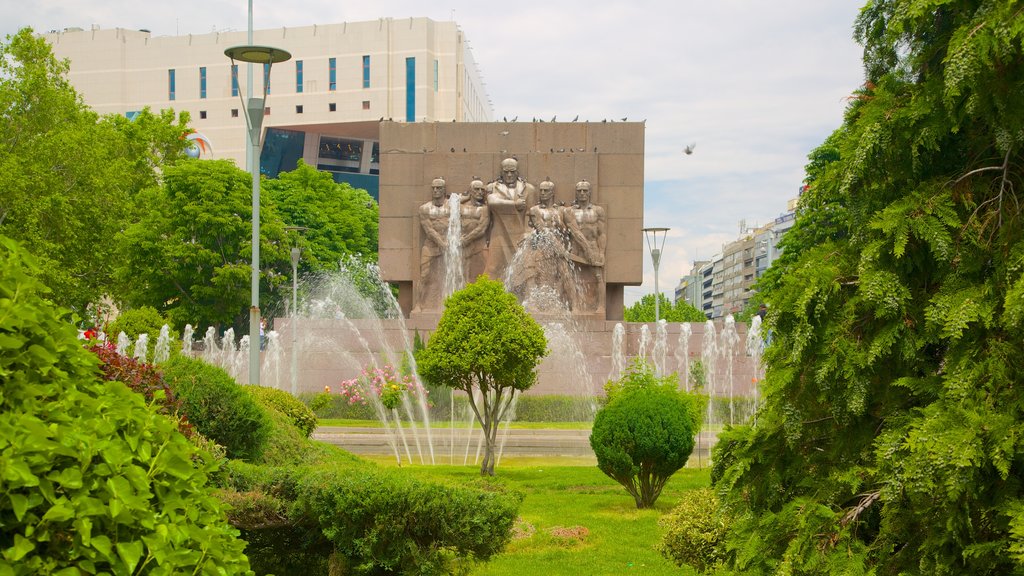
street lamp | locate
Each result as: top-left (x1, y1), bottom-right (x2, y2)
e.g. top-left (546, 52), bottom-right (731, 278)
top-left (285, 226), bottom-right (307, 396)
top-left (642, 227), bottom-right (670, 323)
top-left (225, 44), bottom-right (291, 385)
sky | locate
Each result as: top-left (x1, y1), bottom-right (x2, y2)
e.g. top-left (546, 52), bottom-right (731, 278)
top-left (3, 1), bottom-right (867, 307)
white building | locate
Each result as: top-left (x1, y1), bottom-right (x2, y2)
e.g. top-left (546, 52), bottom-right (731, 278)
top-left (43, 18), bottom-right (492, 199)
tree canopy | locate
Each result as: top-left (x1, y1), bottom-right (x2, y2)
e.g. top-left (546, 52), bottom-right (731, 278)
top-left (715, 2), bottom-right (1024, 574)
top-left (623, 293), bottom-right (707, 323)
top-left (263, 160), bottom-right (379, 272)
top-left (115, 160), bottom-right (291, 332)
top-left (416, 276), bottom-right (548, 475)
top-left (0, 29), bottom-right (188, 313)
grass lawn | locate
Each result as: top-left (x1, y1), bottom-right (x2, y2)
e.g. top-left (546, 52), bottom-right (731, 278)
top-left (370, 457), bottom-right (709, 575)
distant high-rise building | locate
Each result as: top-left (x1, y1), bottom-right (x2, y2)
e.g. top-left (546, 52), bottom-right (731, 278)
top-left (43, 19), bottom-right (492, 199)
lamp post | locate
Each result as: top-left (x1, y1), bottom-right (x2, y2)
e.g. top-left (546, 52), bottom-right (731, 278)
top-left (284, 226), bottom-right (307, 395)
top-left (642, 227), bottom-right (670, 323)
top-left (225, 44), bottom-right (291, 385)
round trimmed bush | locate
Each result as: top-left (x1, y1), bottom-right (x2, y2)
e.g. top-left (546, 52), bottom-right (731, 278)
top-left (658, 488), bottom-right (728, 572)
top-left (0, 236), bottom-right (252, 575)
top-left (162, 355), bottom-right (272, 461)
top-left (106, 305), bottom-right (177, 342)
top-left (244, 385), bottom-right (318, 438)
top-left (589, 364), bottom-right (703, 508)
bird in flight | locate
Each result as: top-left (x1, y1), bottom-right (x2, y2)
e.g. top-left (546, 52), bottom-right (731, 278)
top-left (684, 143), bottom-right (697, 155)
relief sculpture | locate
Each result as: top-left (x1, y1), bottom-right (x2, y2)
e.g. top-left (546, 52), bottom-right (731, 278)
top-left (413, 159), bottom-right (606, 315)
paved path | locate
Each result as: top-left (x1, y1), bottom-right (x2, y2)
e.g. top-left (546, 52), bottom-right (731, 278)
top-left (314, 426), bottom-right (719, 461)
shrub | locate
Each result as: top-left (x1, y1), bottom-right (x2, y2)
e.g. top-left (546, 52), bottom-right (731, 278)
top-left (295, 465), bottom-right (523, 574)
top-left (589, 360), bottom-right (704, 508)
top-left (162, 355), bottom-right (272, 461)
top-left (0, 236), bottom-right (252, 575)
top-left (658, 488), bottom-right (728, 572)
top-left (513, 395), bottom-right (597, 422)
top-left (106, 305), bottom-right (176, 341)
top-left (88, 343), bottom-right (189, 433)
top-left (245, 385), bottom-right (318, 437)
top-left (301, 391), bottom-right (377, 420)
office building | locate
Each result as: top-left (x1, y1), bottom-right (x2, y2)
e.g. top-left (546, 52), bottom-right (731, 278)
top-left (43, 18), bottom-right (492, 199)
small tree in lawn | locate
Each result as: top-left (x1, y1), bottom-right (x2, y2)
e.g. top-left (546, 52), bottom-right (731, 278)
top-left (417, 276), bottom-right (547, 476)
top-left (590, 359), bottom-right (704, 508)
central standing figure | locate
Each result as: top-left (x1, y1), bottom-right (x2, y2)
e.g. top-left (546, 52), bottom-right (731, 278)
top-left (484, 158), bottom-right (536, 278)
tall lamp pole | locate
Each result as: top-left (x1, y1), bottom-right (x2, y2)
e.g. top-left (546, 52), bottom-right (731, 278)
top-left (642, 227), bottom-right (670, 323)
top-left (225, 44), bottom-right (291, 385)
top-left (285, 226), bottom-right (307, 395)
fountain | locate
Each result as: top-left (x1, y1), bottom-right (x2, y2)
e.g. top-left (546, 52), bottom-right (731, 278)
top-left (154, 325), bottom-right (171, 364)
top-left (653, 319), bottom-right (668, 376)
top-left (116, 332), bottom-right (130, 356)
top-left (745, 315), bottom-right (765, 423)
top-left (610, 322), bottom-right (626, 381)
top-left (719, 315), bottom-right (740, 425)
top-left (675, 323), bottom-right (692, 391)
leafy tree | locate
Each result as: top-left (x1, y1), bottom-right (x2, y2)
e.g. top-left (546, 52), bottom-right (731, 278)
top-left (0, 29), bottom-right (188, 313)
top-left (416, 276), bottom-right (548, 475)
top-left (716, 2), bottom-right (1024, 574)
top-left (263, 159), bottom-right (379, 272)
top-left (115, 159), bottom-right (291, 333)
top-left (623, 293), bottom-right (706, 322)
top-left (0, 236), bottom-right (252, 574)
top-left (590, 360), bottom-right (703, 508)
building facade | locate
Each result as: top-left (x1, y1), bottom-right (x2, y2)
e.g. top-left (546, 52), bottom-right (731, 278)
top-left (43, 19), bottom-right (492, 199)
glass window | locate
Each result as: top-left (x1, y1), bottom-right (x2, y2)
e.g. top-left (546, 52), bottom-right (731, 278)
top-left (318, 136), bottom-right (363, 163)
top-left (263, 63), bottom-right (271, 94)
top-left (362, 55), bottom-right (370, 88)
top-left (405, 57), bottom-right (415, 122)
top-left (295, 60), bottom-right (303, 93)
top-left (168, 69), bottom-right (175, 101)
top-left (329, 57), bottom-right (336, 91)
top-left (433, 59), bottom-right (438, 92)
top-left (199, 66), bottom-right (207, 99)
top-left (231, 64), bottom-right (238, 97)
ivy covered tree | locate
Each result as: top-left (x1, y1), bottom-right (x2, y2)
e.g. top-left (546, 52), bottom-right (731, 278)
top-left (715, 2), bottom-right (1024, 575)
top-left (623, 293), bottom-right (707, 322)
top-left (115, 160), bottom-right (291, 333)
top-left (416, 277), bottom-right (548, 476)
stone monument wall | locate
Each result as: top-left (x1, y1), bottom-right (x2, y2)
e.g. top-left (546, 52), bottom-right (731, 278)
top-left (378, 121), bottom-right (645, 320)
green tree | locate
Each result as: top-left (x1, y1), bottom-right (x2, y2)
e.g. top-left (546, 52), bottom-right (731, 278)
top-left (0, 236), bottom-right (252, 575)
top-left (263, 160), bottom-right (379, 271)
top-left (716, 2), bottom-right (1024, 574)
top-left (416, 276), bottom-right (548, 476)
top-left (623, 293), bottom-right (706, 322)
top-left (590, 360), bottom-right (703, 508)
top-left (115, 160), bottom-right (291, 333)
top-left (0, 29), bottom-right (188, 313)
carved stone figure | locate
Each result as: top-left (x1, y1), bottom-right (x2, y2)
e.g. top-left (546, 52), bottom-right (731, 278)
top-left (511, 180), bottom-right (576, 311)
top-left (460, 179), bottom-right (491, 284)
top-left (484, 158), bottom-right (536, 278)
top-left (416, 178), bottom-right (450, 311)
top-left (564, 180), bottom-right (607, 313)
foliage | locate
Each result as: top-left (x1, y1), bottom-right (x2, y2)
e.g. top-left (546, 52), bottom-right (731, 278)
top-left (623, 293), bottom-right (707, 322)
top-left (658, 488), bottom-right (728, 573)
top-left (0, 236), bottom-right (252, 575)
top-left (264, 160), bottom-right (380, 272)
top-left (589, 361), bottom-right (704, 508)
top-left (115, 160), bottom-right (291, 333)
top-left (161, 355), bottom-right (272, 461)
top-left (688, 358), bottom-right (708, 391)
top-left (302, 391), bottom-right (378, 420)
top-left (105, 305), bottom-right (176, 342)
top-left (716, 2), bottom-right (1024, 574)
top-left (88, 342), bottom-right (189, 431)
top-left (337, 364), bottom-right (427, 411)
top-left (512, 395), bottom-right (597, 422)
top-left (417, 276), bottom-right (548, 475)
top-left (0, 29), bottom-right (189, 313)
top-left (295, 465), bottom-right (523, 575)
top-left (244, 385), bottom-right (319, 438)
